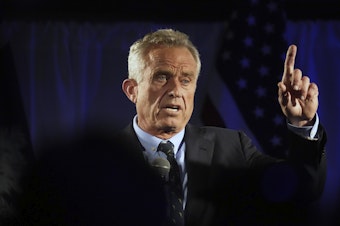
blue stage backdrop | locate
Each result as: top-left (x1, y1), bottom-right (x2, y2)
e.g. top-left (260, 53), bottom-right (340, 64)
top-left (1, 6), bottom-right (339, 225)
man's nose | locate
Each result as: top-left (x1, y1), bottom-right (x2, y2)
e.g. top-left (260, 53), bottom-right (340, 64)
top-left (167, 79), bottom-right (182, 98)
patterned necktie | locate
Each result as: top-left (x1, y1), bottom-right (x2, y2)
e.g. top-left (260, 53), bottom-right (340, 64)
top-left (157, 140), bottom-right (184, 226)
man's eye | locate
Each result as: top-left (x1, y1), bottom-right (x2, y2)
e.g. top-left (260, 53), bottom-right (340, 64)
top-left (156, 75), bottom-right (167, 81)
top-left (181, 79), bottom-right (191, 85)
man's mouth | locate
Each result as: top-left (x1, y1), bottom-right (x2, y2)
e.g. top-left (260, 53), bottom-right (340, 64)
top-left (164, 105), bottom-right (180, 112)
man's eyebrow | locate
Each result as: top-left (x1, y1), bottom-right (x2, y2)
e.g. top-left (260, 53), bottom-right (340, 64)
top-left (153, 68), bottom-right (196, 78)
top-left (182, 72), bottom-right (196, 78)
top-left (156, 69), bottom-right (171, 73)
top-left (153, 70), bottom-right (172, 77)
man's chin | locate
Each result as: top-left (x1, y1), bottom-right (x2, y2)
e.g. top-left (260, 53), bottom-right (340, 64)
top-left (160, 126), bottom-right (177, 133)
top-left (158, 121), bottom-right (183, 133)
top-left (158, 123), bottom-right (185, 133)
top-left (155, 116), bottom-right (188, 132)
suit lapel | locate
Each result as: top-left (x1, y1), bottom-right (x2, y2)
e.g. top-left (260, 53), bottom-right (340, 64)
top-left (185, 124), bottom-right (215, 166)
top-left (116, 123), bottom-right (147, 164)
top-left (184, 124), bottom-right (216, 224)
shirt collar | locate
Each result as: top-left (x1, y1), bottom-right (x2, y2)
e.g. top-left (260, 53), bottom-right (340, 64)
top-left (132, 115), bottom-right (185, 155)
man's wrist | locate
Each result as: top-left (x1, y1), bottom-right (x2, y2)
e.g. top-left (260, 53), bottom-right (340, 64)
top-left (287, 114), bottom-right (319, 139)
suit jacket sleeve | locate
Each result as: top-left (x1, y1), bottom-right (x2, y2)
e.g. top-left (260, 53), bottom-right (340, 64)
top-left (286, 122), bottom-right (327, 201)
top-left (254, 122), bottom-right (327, 203)
top-left (184, 123), bottom-right (327, 226)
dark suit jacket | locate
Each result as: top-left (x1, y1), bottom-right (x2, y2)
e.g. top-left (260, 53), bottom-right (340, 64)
top-left (16, 129), bottom-right (167, 226)
top-left (116, 122), bottom-right (327, 226)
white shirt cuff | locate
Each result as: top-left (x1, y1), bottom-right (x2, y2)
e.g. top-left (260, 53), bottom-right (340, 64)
top-left (287, 113), bottom-right (319, 140)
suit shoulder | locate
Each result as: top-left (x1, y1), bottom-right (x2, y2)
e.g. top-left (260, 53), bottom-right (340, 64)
top-left (186, 124), bottom-right (244, 139)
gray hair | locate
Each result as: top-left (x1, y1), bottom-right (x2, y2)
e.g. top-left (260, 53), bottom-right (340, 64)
top-left (127, 28), bottom-right (201, 83)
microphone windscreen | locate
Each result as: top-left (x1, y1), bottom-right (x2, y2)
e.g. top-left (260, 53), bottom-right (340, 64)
top-left (151, 158), bottom-right (170, 182)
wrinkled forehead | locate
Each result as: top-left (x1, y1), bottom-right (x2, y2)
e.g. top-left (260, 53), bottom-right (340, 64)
top-left (145, 46), bottom-right (199, 74)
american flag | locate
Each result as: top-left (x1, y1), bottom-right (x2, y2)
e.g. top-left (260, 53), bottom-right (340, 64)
top-left (202, 0), bottom-right (288, 157)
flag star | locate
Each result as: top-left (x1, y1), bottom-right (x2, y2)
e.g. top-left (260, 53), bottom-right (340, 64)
top-left (261, 44), bottom-right (271, 55)
top-left (264, 23), bottom-right (274, 33)
top-left (240, 57), bottom-right (250, 68)
top-left (237, 78), bottom-right (247, 89)
top-left (247, 15), bottom-right (256, 26)
top-left (267, 2), bottom-right (278, 12)
top-left (270, 135), bottom-right (281, 146)
top-left (258, 65), bottom-right (269, 77)
top-left (255, 86), bottom-right (266, 97)
top-left (244, 36), bottom-right (253, 47)
top-left (273, 114), bottom-right (284, 125)
top-left (253, 106), bottom-right (264, 118)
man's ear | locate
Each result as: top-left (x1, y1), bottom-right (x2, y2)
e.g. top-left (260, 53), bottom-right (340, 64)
top-left (122, 79), bottom-right (138, 103)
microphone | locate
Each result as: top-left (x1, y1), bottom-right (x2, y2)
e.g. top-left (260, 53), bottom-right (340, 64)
top-left (151, 158), bottom-right (170, 183)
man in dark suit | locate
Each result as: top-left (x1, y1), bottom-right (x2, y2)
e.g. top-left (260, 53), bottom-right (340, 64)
top-left (118, 28), bottom-right (327, 226)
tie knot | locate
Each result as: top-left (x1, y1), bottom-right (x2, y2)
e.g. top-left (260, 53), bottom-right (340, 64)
top-left (158, 140), bottom-right (175, 158)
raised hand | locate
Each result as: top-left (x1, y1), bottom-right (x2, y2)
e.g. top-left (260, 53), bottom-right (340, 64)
top-left (277, 45), bottom-right (319, 127)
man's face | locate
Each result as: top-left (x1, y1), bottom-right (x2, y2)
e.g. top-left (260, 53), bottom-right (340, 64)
top-left (135, 46), bottom-right (198, 139)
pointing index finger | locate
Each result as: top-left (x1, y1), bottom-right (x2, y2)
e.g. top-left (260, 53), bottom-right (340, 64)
top-left (282, 44), bottom-right (297, 83)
